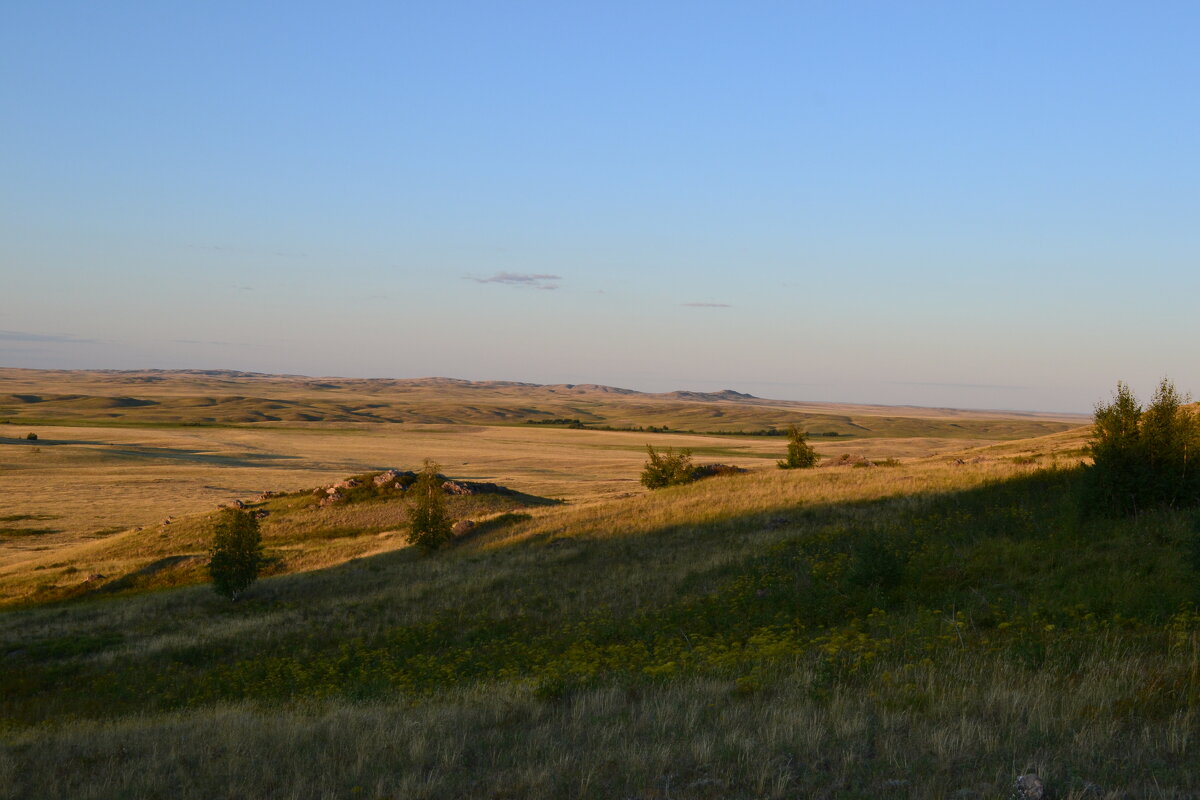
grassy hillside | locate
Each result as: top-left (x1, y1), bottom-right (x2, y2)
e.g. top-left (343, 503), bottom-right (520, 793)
top-left (2, 442), bottom-right (1198, 798)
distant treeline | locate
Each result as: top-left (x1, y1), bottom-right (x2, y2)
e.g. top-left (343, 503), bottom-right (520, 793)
top-left (523, 419), bottom-right (846, 437)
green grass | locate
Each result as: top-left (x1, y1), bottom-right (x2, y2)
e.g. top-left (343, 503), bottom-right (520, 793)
top-left (1, 464), bottom-right (1198, 797)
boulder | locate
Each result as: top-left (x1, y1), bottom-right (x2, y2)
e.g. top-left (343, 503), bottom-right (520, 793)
top-left (452, 520), bottom-right (476, 537)
top-left (442, 480), bottom-right (475, 495)
top-left (374, 470), bottom-right (400, 487)
top-left (1013, 774), bottom-right (1045, 800)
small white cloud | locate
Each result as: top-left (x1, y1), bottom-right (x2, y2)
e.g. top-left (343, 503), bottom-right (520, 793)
top-left (466, 272), bottom-right (562, 289)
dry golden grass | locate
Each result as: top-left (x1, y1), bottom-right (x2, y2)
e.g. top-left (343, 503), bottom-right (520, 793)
top-left (0, 412), bottom-right (1090, 607)
top-left (0, 364), bottom-right (1094, 608)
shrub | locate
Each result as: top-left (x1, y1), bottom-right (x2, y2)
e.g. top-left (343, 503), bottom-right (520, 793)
top-left (1084, 379), bottom-right (1200, 516)
top-left (25, 432), bottom-right (37, 441)
top-left (408, 459), bottom-right (454, 550)
top-left (208, 509), bottom-right (264, 600)
top-left (777, 425), bottom-right (817, 469)
top-left (640, 445), bottom-right (695, 489)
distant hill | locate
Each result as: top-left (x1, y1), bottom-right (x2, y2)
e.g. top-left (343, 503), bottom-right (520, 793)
top-left (0, 368), bottom-right (1088, 437)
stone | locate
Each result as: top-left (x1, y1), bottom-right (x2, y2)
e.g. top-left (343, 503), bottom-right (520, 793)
top-left (374, 470), bottom-right (400, 487)
top-left (452, 520), bottom-right (476, 537)
top-left (230, 499), bottom-right (246, 509)
top-left (442, 480), bottom-right (475, 495)
top-left (1014, 774), bottom-right (1045, 800)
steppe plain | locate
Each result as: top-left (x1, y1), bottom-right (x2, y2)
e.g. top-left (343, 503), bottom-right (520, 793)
top-left (4, 368), bottom-right (1198, 800)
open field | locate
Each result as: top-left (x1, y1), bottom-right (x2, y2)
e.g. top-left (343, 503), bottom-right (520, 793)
top-left (0, 368), bottom-right (1089, 607)
top-left (5, 370), bottom-right (1195, 799)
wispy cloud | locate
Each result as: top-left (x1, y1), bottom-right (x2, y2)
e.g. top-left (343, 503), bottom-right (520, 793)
top-left (466, 272), bottom-right (561, 290)
top-left (173, 339), bottom-right (246, 347)
top-left (0, 330), bottom-right (97, 344)
top-left (886, 381), bottom-right (1028, 390)
top-left (681, 302), bottom-right (732, 308)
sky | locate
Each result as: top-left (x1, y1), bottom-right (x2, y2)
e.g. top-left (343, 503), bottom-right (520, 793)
top-left (2, 1), bottom-right (1198, 413)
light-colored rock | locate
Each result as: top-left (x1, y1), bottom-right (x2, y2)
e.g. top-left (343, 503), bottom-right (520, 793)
top-left (1014, 773), bottom-right (1045, 800)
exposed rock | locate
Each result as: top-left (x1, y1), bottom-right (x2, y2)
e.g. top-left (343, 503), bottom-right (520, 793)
top-left (374, 470), bottom-right (401, 487)
top-left (229, 499), bottom-right (246, 509)
top-left (84, 573), bottom-right (105, 582)
top-left (252, 509), bottom-right (269, 519)
top-left (442, 479), bottom-right (513, 496)
top-left (318, 492), bottom-right (344, 507)
top-left (333, 478), bottom-right (361, 490)
top-left (820, 454), bottom-right (874, 468)
top-left (1013, 774), bottom-right (1046, 800)
top-left (325, 486), bottom-right (340, 495)
top-left (161, 517), bottom-right (173, 525)
top-left (452, 520), bottom-right (476, 537)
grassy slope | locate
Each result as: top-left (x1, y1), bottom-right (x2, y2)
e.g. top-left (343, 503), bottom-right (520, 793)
top-left (2, 443), bottom-right (1199, 798)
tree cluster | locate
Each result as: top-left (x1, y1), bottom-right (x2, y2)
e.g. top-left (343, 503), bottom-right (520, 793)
top-left (1084, 379), bottom-right (1200, 516)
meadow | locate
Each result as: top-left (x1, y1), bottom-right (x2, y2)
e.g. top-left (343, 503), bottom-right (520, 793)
top-left (3, 370), bottom-right (1195, 799)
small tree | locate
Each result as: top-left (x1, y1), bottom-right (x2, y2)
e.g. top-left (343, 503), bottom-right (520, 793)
top-left (408, 459), bottom-right (453, 550)
top-left (208, 508), bottom-right (264, 600)
top-left (25, 432), bottom-right (37, 441)
top-left (640, 445), bottom-right (695, 489)
top-left (777, 425), bottom-right (817, 469)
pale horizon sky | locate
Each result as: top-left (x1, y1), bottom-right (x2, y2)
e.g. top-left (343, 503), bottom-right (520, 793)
top-left (3, 2), bottom-right (1198, 414)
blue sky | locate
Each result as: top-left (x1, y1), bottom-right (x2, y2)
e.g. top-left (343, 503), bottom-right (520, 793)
top-left (3, 1), bottom-right (1197, 412)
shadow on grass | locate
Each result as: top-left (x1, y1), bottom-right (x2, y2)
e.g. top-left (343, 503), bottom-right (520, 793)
top-left (5, 465), bottom-right (1199, 727)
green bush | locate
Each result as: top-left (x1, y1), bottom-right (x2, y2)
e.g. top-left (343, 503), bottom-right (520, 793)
top-left (407, 460), bottom-right (454, 550)
top-left (25, 432), bottom-right (37, 441)
top-left (640, 445), bottom-right (695, 489)
top-left (1084, 379), bottom-right (1200, 516)
top-left (208, 509), bottom-right (264, 601)
top-left (777, 425), bottom-right (817, 469)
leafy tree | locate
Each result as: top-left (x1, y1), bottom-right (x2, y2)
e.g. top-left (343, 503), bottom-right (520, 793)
top-left (208, 508), bottom-right (264, 600)
top-left (1084, 379), bottom-right (1200, 515)
top-left (640, 445), bottom-right (695, 489)
top-left (777, 425), bottom-right (817, 469)
top-left (408, 459), bottom-right (454, 550)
